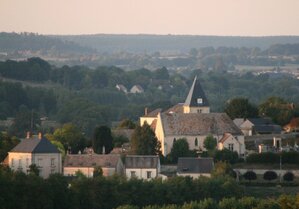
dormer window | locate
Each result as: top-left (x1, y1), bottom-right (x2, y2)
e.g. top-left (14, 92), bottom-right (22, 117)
top-left (197, 98), bottom-right (203, 104)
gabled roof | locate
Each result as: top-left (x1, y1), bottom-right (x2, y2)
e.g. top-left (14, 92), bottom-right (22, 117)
top-left (64, 154), bottom-right (121, 168)
top-left (10, 136), bottom-right (60, 153)
top-left (160, 112), bottom-right (242, 136)
top-left (177, 157), bottom-right (214, 174)
top-left (125, 155), bottom-right (159, 169)
top-left (244, 118), bottom-right (282, 134)
top-left (219, 133), bottom-right (240, 144)
top-left (184, 76), bottom-right (209, 107)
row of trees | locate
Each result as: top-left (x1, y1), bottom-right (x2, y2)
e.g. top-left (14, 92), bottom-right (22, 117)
top-left (224, 97), bottom-right (299, 125)
top-left (242, 170), bottom-right (294, 182)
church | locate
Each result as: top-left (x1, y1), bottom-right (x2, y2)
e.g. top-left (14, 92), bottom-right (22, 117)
top-left (140, 77), bottom-right (245, 156)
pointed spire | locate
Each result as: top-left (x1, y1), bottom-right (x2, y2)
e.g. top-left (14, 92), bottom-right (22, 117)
top-left (184, 76), bottom-right (209, 107)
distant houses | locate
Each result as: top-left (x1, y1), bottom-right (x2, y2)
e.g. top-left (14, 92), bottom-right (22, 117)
top-left (116, 84), bottom-right (144, 94)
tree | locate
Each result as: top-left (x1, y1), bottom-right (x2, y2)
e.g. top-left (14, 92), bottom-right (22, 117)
top-left (29, 164), bottom-right (40, 176)
top-left (243, 171), bottom-right (257, 182)
top-left (93, 125), bottom-right (113, 154)
top-left (0, 132), bottom-right (19, 161)
top-left (168, 138), bottom-right (195, 163)
top-left (283, 172), bottom-right (294, 182)
top-left (203, 135), bottom-right (217, 152)
top-left (263, 171), bottom-right (278, 181)
top-left (258, 97), bottom-right (294, 125)
top-left (53, 123), bottom-right (86, 154)
top-left (118, 119), bottom-right (136, 129)
top-left (214, 149), bottom-right (239, 164)
top-left (130, 123), bottom-right (161, 155)
top-left (212, 161), bottom-right (235, 178)
top-left (224, 98), bottom-right (258, 119)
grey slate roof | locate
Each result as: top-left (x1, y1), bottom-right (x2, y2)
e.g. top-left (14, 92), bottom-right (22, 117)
top-left (184, 76), bottom-right (209, 107)
top-left (177, 157), bottom-right (214, 174)
top-left (64, 154), bottom-right (121, 168)
top-left (125, 155), bottom-right (159, 169)
top-left (160, 112), bottom-right (242, 136)
top-left (247, 118), bottom-right (282, 134)
top-left (10, 136), bottom-right (60, 153)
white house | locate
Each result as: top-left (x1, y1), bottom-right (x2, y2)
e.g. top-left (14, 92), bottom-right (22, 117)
top-left (8, 132), bottom-right (62, 178)
top-left (130, 85), bottom-right (144, 94)
top-left (125, 155), bottom-right (160, 179)
top-left (218, 133), bottom-right (245, 156)
top-left (63, 154), bottom-right (124, 177)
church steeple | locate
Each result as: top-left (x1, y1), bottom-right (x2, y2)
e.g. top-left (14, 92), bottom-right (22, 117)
top-left (183, 76), bottom-right (210, 113)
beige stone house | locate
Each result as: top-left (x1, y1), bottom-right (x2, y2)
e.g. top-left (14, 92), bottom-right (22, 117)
top-left (177, 157), bottom-right (214, 178)
top-left (63, 154), bottom-right (124, 177)
top-left (8, 133), bottom-right (62, 178)
top-left (125, 155), bottom-right (160, 179)
top-left (140, 77), bottom-right (245, 156)
top-left (218, 133), bottom-right (245, 155)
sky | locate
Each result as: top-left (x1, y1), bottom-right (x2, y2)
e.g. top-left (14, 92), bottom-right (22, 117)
top-left (1, 0), bottom-right (299, 36)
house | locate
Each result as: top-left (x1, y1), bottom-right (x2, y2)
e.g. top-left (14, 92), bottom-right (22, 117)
top-left (8, 132), bottom-right (62, 178)
top-left (116, 84), bottom-right (128, 94)
top-left (125, 155), bottom-right (160, 179)
top-left (234, 118), bottom-right (282, 136)
top-left (63, 154), bottom-right (124, 177)
top-left (177, 157), bottom-right (214, 178)
top-left (140, 77), bottom-right (245, 156)
top-left (218, 133), bottom-right (245, 156)
top-left (130, 85), bottom-right (144, 93)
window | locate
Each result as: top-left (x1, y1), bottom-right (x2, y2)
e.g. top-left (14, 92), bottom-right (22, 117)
top-left (130, 171), bottom-right (136, 178)
top-left (51, 158), bottom-right (55, 167)
top-left (173, 138), bottom-right (176, 144)
top-left (195, 138), bottom-right (198, 146)
top-left (228, 144), bottom-right (234, 151)
top-left (197, 98), bottom-right (203, 104)
top-left (147, 171), bottom-right (152, 179)
top-left (37, 158), bottom-right (42, 167)
top-left (11, 158), bottom-right (14, 167)
top-left (18, 159), bottom-right (22, 168)
top-left (26, 158), bottom-right (29, 167)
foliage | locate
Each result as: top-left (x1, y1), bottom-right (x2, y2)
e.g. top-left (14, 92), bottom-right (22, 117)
top-left (118, 119), bottom-right (136, 129)
top-left (283, 172), bottom-right (294, 182)
top-left (130, 123), bottom-right (161, 155)
top-left (93, 166), bottom-right (103, 178)
top-left (53, 123), bottom-right (87, 154)
top-left (243, 171), bottom-right (257, 182)
top-left (113, 135), bottom-right (129, 148)
top-left (263, 171), bottom-right (278, 181)
top-left (168, 138), bottom-right (196, 163)
top-left (224, 97), bottom-right (258, 119)
top-left (203, 135), bottom-right (217, 152)
top-left (93, 125), bottom-right (113, 154)
top-left (28, 164), bottom-right (40, 176)
top-left (214, 149), bottom-right (239, 164)
top-left (246, 152), bottom-right (280, 164)
top-left (0, 132), bottom-right (19, 161)
top-left (212, 161), bottom-right (235, 178)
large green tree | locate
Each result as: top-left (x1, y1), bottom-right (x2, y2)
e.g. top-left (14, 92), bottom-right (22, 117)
top-left (130, 123), bottom-right (161, 155)
top-left (93, 125), bottom-right (113, 154)
top-left (53, 123), bottom-right (87, 154)
top-left (168, 138), bottom-right (195, 163)
top-left (224, 97), bottom-right (258, 119)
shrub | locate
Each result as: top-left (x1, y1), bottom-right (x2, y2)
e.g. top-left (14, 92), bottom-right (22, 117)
top-left (263, 171), bottom-right (278, 181)
top-left (283, 172), bottom-right (294, 182)
top-left (243, 171), bottom-right (257, 182)
top-left (246, 152), bottom-right (279, 164)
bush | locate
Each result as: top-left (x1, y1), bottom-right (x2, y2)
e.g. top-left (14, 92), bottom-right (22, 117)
top-left (283, 172), bottom-right (294, 182)
top-left (246, 152), bottom-right (279, 164)
top-left (214, 149), bottom-right (239, 164)
top-left (243, 171), bottom-right (257, 181)
top-left (263, 171), bottom-right (278, 181)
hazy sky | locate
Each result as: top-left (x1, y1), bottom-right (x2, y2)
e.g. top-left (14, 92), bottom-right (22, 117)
top-left (1, 0), bottom-right (299, 36)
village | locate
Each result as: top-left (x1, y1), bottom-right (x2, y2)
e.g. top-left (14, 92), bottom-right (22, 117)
top-left (3, 76), bottom-right (299, 184)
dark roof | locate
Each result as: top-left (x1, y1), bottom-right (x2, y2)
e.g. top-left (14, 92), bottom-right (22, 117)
top-left (184, 77), bottom-right (209, 107)
top-left (247, 118), bottom-right (282, 134)
top-left (177, 157), bottom-right (214, 174)
top-left (11, 136), bottom-right (60, 153)
top-left (64, 154), bottom-right (121, 168)
top-left (125, 155), bottom-right (159, 169)
top-left (247, 118), bottom-right (276, 126)
top-left (160, 112), bottom-right (242, 136)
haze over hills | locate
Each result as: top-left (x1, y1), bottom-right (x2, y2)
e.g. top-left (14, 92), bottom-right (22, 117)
top-left (56, 34), bottom-right (299, 53)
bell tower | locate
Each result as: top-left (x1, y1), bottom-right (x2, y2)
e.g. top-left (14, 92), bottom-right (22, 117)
top-left (183, 76), bottom-right (210, 113)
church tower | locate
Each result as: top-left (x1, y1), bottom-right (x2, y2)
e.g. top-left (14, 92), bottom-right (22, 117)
top-left (183, 76), bottom-right (210, 113)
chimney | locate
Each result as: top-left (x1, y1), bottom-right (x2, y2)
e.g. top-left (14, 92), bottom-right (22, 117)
top-left (38, 132), bottom-right (43, 140)
top-left (145, 107), bottom-right (148, 116)
top-left (26, 131), bottom-right (31, 139)
top-left (102, 146), bottom-right (105, 154)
